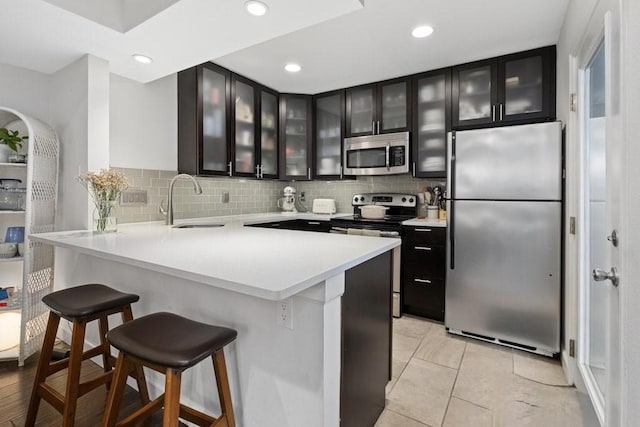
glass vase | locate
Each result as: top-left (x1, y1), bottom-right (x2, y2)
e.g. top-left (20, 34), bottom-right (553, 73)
top-left (93, 200), bottom-right (117, 233)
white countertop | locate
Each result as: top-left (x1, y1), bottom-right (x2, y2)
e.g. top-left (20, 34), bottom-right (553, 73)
top-left (402, 218), bottom-right (448, 227)
top-left (30, 212), bottom-right (399, 301)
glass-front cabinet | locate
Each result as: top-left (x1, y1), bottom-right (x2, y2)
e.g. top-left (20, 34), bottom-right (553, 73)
top-left (178, 62), bottom-right (231, 176)
top-left (346, 78), bottom-right (410, 137)
top-left (232, 76), bottom-right (257, 176)
top-left (313, 90), bottom-right (345, 179)
top-left (412, 69), bottom-right (450, 178)
top-left (280, 94), bottom-right (312, 180)
top-left (452, 46), bottom-right (555, 129)
top-left (178, 63), bottom-right (278, 179)
top-left (260, 89), bottom-right (279, 178)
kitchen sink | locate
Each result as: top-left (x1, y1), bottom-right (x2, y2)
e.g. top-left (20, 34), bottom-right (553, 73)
top-left (172, 223), bottom-right (224, 229)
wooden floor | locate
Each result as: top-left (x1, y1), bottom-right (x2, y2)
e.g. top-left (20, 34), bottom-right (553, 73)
top-left (0, 347), bottom-right (174, 426)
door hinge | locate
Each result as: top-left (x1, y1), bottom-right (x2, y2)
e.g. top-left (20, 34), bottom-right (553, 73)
top-left (570, 93), bottom-right (577, 112)
top-left (569, 339), bottom-right (575, 357)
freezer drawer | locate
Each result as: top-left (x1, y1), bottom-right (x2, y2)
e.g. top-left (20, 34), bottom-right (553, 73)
top-left (452, 122), bottom-right (562, 200)
top-left (446, 200), bottom-right (561, 353)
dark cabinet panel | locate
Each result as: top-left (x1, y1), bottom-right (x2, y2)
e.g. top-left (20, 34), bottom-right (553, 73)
top-left (498, 46), bottom-right (556, 124)
top-left (452, 59), bottom-right (498, 129)
top-left (313, 90), bottom-right (346, 179)
top-left (452, 46), bottom-right (556, 130)
top-left (247, 219), bottom-right (332, 232)
top-left (346, 84), bottom-right (375, 136)
top-left (260, 89), bottom-right (279, 178)
top-left (178, 63), bottom-right (232, 176)
top-left (412, 69), bottom-right (451, 178)
top-left (342, 252), bottom-right (392, 427)
top-left (346, 78), bottom-right (411, 137)
top-left (232, 76), bottom-right (257, 177)
top-left (402, 226), bottom-right (447, 321)
top-left (280, 94), bottom-right (313, 180)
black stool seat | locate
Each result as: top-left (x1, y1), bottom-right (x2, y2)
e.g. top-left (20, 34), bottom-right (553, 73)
top-left (42, 284), bottom-right (140, 320)
top-left (107, 312), bottom-right (238, 369)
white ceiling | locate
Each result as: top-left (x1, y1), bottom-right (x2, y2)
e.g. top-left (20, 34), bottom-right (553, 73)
top-left (2, 0), bottom-right (569, 93)
top-left (215, 0), bottom-right (570, 94)
top-left (1, 0), bottom-right (363, 83)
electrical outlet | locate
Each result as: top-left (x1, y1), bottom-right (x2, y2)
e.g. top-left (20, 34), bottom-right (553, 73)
top-left (276, 298), bottom-right (293, 329)
top-left (222, 191), bottom-right (229, 203)
top-left (299, 191), bottom-right (305, 202)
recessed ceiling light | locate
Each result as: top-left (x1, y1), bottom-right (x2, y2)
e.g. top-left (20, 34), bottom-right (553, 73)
top-left (132, 54), bottom-right (153, 64)
top-left (245, 1), bottom-right (269, 16)
top-left (411, 25), bottom-right (434, 39)
top-left (284, 63), bottom-right (301, 73)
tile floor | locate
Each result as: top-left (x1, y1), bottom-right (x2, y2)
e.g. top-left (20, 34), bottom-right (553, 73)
top-left (375, 315), bottom-right (600, 427)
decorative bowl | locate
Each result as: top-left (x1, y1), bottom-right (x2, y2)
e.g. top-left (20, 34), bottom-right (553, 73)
top-left (0, 242), bottom-right (17, 258)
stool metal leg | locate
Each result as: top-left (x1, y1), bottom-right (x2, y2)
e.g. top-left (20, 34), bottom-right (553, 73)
top-left (25, 312), bottom-right (60, 427)
top-left (163, 368), bottom-right (182, 427)
top-left (62, 319), bottom-right (87, 427)
top-left (213, 350), bottom-right (236, 427)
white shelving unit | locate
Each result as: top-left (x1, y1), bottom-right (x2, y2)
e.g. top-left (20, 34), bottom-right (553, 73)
top-left (0, 107), bottom-right (59, 365)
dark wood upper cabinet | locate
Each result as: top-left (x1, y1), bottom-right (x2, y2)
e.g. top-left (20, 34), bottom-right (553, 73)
top-left (231, 74), bottom-right (259, 178)
top-left (178, 62), bottom-right (232, 176)
top-left (280, 94), bottom-right (313, 180)
top-left (345, 77), bottom-right (411, 137)
top-left (313, 89), bottom-right (346, 180)
top-left (179, 63), bottom-right (279, 179)
top-left (231, 76), bottom-right (280, 179)
top-left (411, 68), bottom-right (451, 178)
top-left (259, 87), bottom-right (280, 179)
top-left (452, 46), bottom-right (556, 129)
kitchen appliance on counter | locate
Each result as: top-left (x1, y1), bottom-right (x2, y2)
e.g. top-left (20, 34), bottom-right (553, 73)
top-left (312, 198), bottom-right (337, 215)
top-left (277, 186), bottom-right (297, 213)
top-left (331, 193), bottom-right (418, 317)
top-left (343, 132), bottom-right (409, 176)
top-left (446, 121), bottom-right (562, 356)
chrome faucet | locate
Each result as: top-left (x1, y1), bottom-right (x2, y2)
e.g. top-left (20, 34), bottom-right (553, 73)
top-left (160, 174), bottom-right (203, 225)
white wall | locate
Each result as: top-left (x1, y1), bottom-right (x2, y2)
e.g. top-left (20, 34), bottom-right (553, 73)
top-left (0, 62), bottom-right (51, 123)
top-left (109, 73), bottom-right (177, 171)
top-left (50, 54), bottom-right (110, 231)
top-left (620, 1), bottom-right (640, 423)
top-left (556, 0), bottom-right (599, 388)
top-left (558, 0), bottom-right (640, 424)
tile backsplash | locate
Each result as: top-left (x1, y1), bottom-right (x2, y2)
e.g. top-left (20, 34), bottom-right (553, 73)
top-left (113, 167), bottom-right (445, 223)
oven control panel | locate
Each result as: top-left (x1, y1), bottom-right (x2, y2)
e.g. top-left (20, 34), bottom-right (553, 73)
top-left (352, 193), bottom-right (417, 207)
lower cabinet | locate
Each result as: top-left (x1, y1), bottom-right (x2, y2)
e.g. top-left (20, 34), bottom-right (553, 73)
top-left (245, 219), bottom-right (331, 232)
top-left (341, 252), bottom-right (392, 427)
top-left (402, 226), bottom-right (447, 321)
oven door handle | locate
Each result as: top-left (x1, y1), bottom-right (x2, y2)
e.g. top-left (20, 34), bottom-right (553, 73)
top-left (385, 143), bottom-right (390, 171)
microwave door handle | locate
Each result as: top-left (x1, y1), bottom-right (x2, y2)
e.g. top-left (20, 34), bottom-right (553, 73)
top-left (386, 143), bottom-right (390, 171)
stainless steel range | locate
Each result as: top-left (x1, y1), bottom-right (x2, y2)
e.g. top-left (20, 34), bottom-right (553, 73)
top-left (331, 193), bottom-right (418, 318)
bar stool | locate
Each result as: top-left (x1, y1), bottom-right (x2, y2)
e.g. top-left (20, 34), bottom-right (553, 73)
top-left (102, 312), bottom-right (238, 427)
top-left (26, 284), bottom-right (150, 427)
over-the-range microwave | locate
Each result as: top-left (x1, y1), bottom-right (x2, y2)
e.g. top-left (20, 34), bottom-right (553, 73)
top-left (343, 132), bottom-right (409, 176)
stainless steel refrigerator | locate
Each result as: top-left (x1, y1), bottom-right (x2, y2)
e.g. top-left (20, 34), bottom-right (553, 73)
top-left (445, 121), bottom-right (562, 356)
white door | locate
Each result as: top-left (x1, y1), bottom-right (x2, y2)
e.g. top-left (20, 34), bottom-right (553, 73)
top-left (577, 9), bottom-right (623, 427)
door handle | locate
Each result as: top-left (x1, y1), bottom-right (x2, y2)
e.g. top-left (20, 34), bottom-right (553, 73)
top-left (414, 279), bottom-right (432, 284)
top-left (385, 143), bottom-right (390, 170)
top-left (228, 161), bottom-right (232, 177)
top-left (592, 267), bottom-right (619, 287)
top-left (377, 120), bottom-right (380, 134)
top-left (414, 246), bottom-right (432, 251)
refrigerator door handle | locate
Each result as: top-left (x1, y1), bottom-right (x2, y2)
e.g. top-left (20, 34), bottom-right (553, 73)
top-left (449, 132), bottom-right (456, 270)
